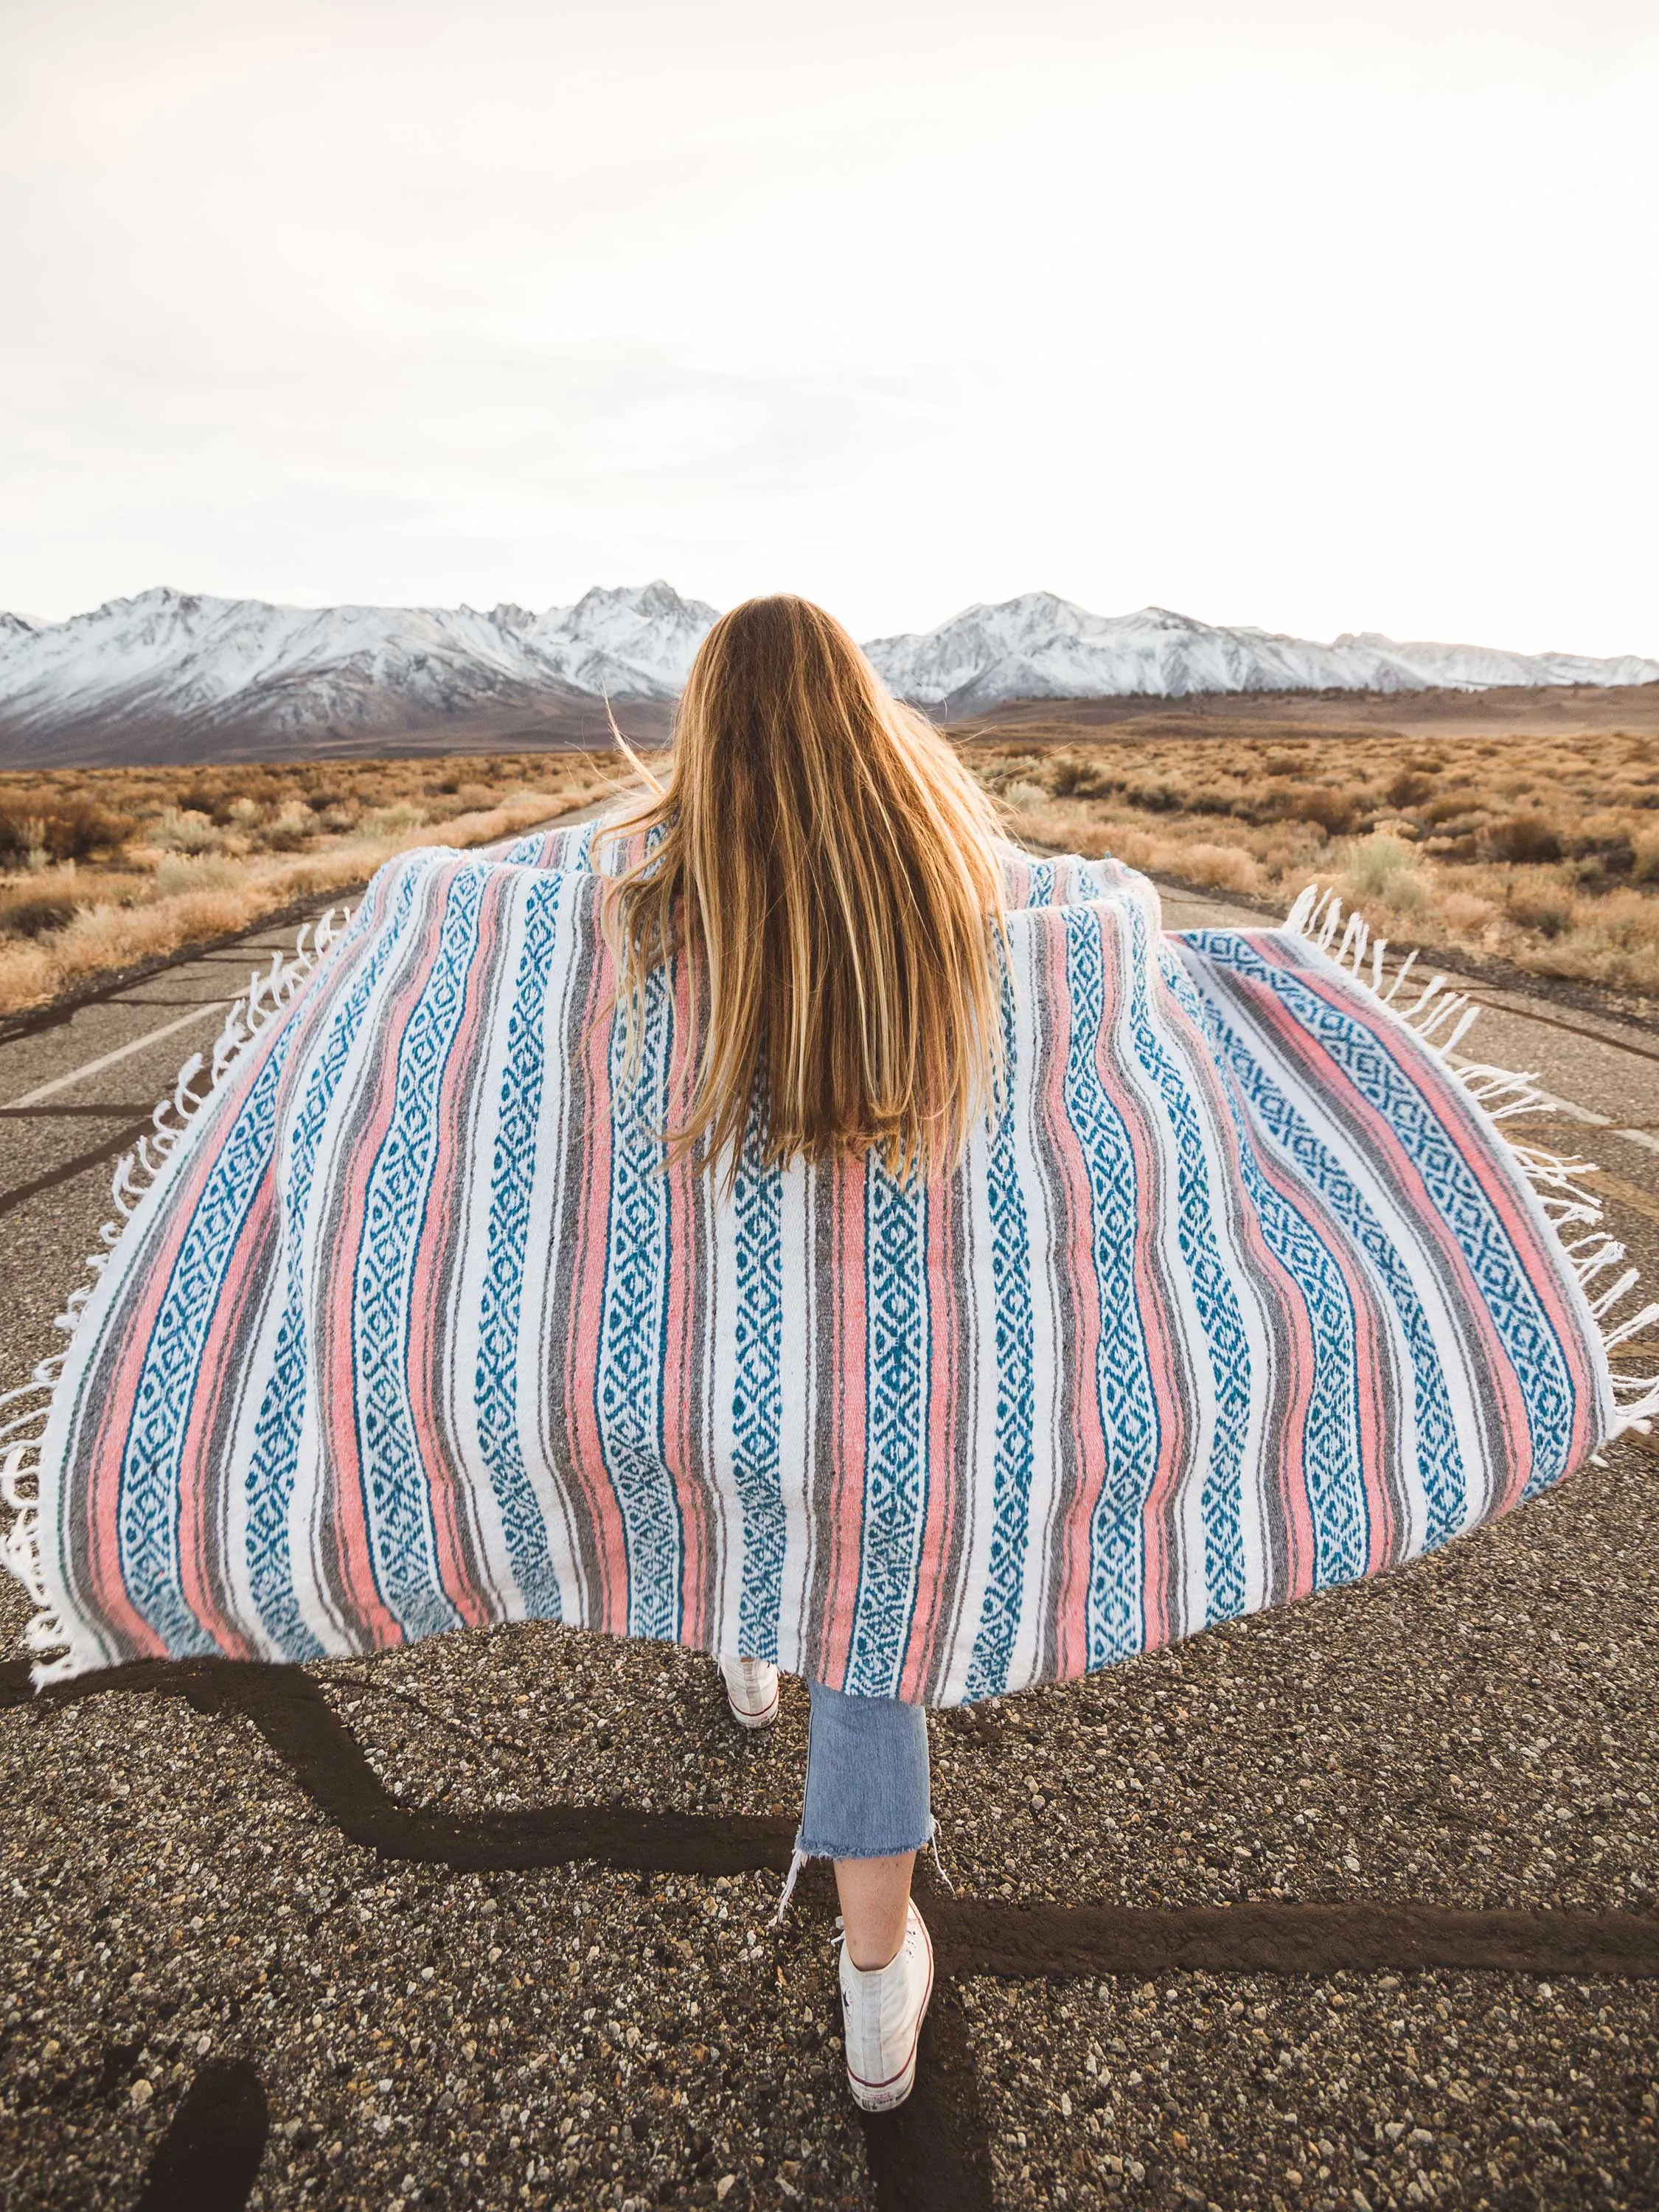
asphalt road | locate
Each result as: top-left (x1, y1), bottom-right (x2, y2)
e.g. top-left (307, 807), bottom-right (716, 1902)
top-left (0, 872), bottom-right (1655, 2212)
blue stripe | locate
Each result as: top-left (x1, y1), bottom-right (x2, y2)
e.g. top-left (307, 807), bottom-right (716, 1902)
top-left (964, 962), bottom-right (1037, 1700)
top-left (594, 953), bottom-right (684, 1640)
top-left (844, 1162), bottom-right (931, 1697)
top-left (1054, 905), bottom-right (1164, 1669)
top-left (473, 872), bottom-right (567, 1619)
top-left (730, 1121), bottom-right (785, 1660)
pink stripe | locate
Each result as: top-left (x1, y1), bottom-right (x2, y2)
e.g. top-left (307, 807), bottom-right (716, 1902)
top-left (554, 935), bottom-right (631, 1636)
top-left (897, 1180), bottom-right (965, 1701)
top-left (405, 875), bottom-right (506, 1630)
top-left (816, 1159), bottom-right (868, 1689)
top-left (664, 961), bottom-right (712, 1649)
top-left (1034, 918), bottom-right (1107, 1681)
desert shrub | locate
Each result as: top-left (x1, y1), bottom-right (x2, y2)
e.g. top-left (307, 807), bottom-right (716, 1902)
top-left (175, 782), bottom-right (234, 824)
top-left (1438, 890), bottom-right (1498, 935)
top-left (1346, 832), bottom-right (1425, 911)
top-left (1479, 814), bottom-right (1561, 864)
top-left (1177, 841), bottom-right (1263, 896)
top-left (1506, 880), bottom-right (1574, 939)
top-left (1270, 784), bottom-right (1360, 837)
top-left (65, 803), bottom-right (133, 860)
top-left (152, 855), bottom-right (248, 897)
top-left (1003, 781), bottom-right (1050, 814)
top-left (1387, 768), bottom-right (1436, 808)
top-left (1048, 753), bottom-right (1118, 799)
top-left (1121, 778), bottom-right (1189, 815)
top-left (226, 796), bottom-right (264, 830)
top-left (0, 888), bottom-right (78, 938)
top-left (1564, 813), bottom-right (1638, 869)
top-left (258, 801), bottom-right (316, 853)
top-left (0, 801), bottom-right (137, 863)
top-left (0, 810), bottom-right (49, 869)
top-left (151, 807), bottom-right (223, 855)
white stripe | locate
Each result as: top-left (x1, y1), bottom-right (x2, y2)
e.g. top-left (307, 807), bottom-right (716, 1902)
top-left (775, 1159), bottom-right (815, 1666)
top-left (934, 1119), bottom-right (998, 1705)
top-left (1004, 911), bottom-right (1063, 1695)
top-left (524, 878), bottom-right (600, 1625)
top-left (1148, 956), bottom-right (1276, 1625)
top-left (707, 1128), bottom-right (745, 1654)
top-left (7, 999), bottom-right (233, 1107)
top-left (448, 877), bottom-right (532, 1616)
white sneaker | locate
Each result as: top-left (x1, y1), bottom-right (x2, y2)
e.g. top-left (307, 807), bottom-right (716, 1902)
top-left (719, 1656), bottom-right (779, 1730)
top-left (838, 1901), bottom-right (933, 2112)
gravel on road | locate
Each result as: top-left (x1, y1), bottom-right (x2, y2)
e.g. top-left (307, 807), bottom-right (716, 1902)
top-left (1, 884), bottom-right (1655, 2211)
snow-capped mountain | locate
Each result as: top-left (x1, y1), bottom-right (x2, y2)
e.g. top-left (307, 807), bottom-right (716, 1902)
top-left (861, 595), bottom-right (1659, 716)
top-left (0, 582), bottom-right (1653, 766)
top-left (509, 580), bottom-right (720, 698)
top-left (0, 582), bottom-right (718, 762)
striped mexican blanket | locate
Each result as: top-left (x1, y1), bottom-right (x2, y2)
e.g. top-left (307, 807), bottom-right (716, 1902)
top-left (4, 824), bottom-right (1650, 1699)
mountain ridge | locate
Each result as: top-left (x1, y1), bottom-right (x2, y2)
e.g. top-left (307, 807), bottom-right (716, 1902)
top-left (1, 582), bottom-right (1655, 766)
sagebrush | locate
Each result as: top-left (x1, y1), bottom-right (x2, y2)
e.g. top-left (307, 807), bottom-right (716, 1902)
top-left (969, 726), bottom-right (1659, 996)
top-left (0, 754), bottom-right (618, 1015)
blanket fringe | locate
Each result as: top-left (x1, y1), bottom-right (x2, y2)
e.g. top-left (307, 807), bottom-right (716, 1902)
top-left (1281, 884), bottom-right (1659, 1444)
top-left (0, 905), bottom-right (352, 1683)
top-left (4, 876), bottom-right (1655, 1682)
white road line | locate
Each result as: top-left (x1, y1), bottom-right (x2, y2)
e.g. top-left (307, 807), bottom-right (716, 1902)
top-left (1533, 1088), bottom-right (1613, 1128)
top-left (6, 1000), bottom-right (234, 1109)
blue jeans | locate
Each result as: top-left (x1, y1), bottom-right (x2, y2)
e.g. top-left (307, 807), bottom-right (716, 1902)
top-left (797, 1679), bottom-right (933, 1860)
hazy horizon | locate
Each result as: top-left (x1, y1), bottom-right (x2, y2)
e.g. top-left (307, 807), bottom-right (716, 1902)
top-left (7, 1), bottom-right (1658, 655)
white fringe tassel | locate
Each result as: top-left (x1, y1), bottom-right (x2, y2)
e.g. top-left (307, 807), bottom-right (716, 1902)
top-left (4, 880), bottom-right (1656, 1682)
top-left (1283, 883), bottom-right (1659, 1444)
top-left (0, 905), bottom-right (353, 1683)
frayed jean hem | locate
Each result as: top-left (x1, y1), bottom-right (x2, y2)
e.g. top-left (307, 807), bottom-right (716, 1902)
top-left (775, 1679), bottom-right (938, 1923)
top-left (793, 1812), bottom-right (937, 1864)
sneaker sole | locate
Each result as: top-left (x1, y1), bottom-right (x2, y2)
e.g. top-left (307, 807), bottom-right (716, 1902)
top-left (846, 1921), bottom-right (933, 2113)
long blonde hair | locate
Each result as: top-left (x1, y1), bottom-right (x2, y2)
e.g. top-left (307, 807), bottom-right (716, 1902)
top-left (599, 594), bottom-right (1007, 1186)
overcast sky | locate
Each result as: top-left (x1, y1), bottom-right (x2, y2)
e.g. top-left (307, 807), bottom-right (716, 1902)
top-left (5, 0), bottom-right (1658, 651)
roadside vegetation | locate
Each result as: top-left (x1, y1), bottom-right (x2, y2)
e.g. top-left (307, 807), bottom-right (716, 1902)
top-left (3, 723), bottom-right (1657, 1019)
top-left (0, 754), bottom-right (616, 1017)
top-left (969, 726), bottom-right (1659, 998)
